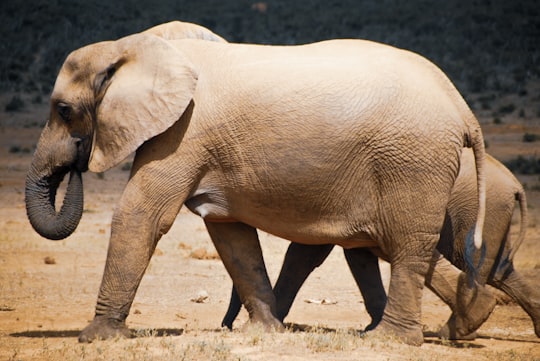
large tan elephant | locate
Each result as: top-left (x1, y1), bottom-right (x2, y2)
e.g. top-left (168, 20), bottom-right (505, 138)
top-left (223, 150), bottom-right (539, 339)
top-left (24, 22), bottom-right (488, 345)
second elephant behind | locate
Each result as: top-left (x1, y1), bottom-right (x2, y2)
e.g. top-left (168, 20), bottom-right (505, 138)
top-left (222, 150), bottom-right (539, 339)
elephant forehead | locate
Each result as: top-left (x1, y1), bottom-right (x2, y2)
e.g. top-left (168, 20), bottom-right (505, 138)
top-left (58, 41), bottom-right (117, 86)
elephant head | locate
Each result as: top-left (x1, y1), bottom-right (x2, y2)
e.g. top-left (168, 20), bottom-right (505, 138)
top-left (24, 25), bottom-right (215, 240)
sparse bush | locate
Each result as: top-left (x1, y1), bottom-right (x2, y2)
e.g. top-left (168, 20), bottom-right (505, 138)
top-left (499, 104), bottom-right (516, 114)
top-left (497, 103), bottom-right (516, 115)
top-left (523, 133), bottom-right (539, 142)
top-left (493, 117), bottom-right (503, 124)
top-left (9, 144), bottom-right (31, 154)
top-left (5, 95), bottom-right (25, 112)
top-left (31, 94), bottom-right (42, 104)
top-left (504, 156), bottom-right (540, 175)
top-left (481, 101), bottom-right (492, 110)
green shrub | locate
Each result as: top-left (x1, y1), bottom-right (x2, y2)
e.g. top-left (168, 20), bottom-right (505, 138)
top-left (504, 156), bottom-right (540, 174)
top-left (9, 145), bottom-right (31, 154)
top-left (497, 103), bottom-right (516, 114)
top-left (5, 95), bottom-right (24, 111)
top-left (523, 133), bottom-right (539, 142)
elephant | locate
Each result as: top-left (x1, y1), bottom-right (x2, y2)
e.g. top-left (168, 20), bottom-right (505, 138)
top-left (24, 22), bottom-right (489, 346)
top-left (222, 150), bottom-right (540, 339)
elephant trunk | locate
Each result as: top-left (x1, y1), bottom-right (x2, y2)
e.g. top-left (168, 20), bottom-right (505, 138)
top-left (25, 165), bottom-right (84, 240)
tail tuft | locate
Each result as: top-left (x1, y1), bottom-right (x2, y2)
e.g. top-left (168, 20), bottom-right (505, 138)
top-left (465, 226), bottom-right (487, 287)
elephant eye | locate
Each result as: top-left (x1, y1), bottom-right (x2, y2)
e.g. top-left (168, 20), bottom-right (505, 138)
top-left (57, 102), bottom-right (72, 122)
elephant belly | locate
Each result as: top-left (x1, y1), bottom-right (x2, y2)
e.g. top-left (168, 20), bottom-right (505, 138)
top-left (185, 190), bottom-right (378, 248)
top-left (293, 233), bottom-right (378, 249)
top-left (185, 193), bottom-right (237, 222)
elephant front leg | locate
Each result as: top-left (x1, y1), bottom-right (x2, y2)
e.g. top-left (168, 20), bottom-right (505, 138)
top-left (205, 221), bottom-right (283, 331)
top-left (79, 213), bottom-right (160, 342)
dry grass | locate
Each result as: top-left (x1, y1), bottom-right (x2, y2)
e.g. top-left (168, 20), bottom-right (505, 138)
top-left (4, 326), bottom-right (539, 361)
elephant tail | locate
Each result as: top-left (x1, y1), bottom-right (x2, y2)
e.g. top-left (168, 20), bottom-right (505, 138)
top-left (508, 188), bottom-right (528, 261)
top-left (467, 124), bottom-right (487, 251)
top-left (463, 122), bottom-right (487, 285)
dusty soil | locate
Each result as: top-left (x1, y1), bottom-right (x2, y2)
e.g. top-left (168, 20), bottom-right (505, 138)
top-left (1, 95), bottom-right (540, 360)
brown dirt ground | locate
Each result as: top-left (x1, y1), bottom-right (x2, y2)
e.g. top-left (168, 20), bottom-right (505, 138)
top-left (1, 92), bottom-right (539, 360)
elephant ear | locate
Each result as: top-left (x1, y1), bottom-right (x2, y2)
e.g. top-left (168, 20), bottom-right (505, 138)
top-left (88, 33), bottom-right (198, 173)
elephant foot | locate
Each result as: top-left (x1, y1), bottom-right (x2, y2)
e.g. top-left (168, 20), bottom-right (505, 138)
top-left (454, 279), bottom-right (497, 336)
top-left (78, 315), bottom-right (132, 343)
top-left (244, 297), bottom-right (285, 332)
top-left (363, 318), bottom-right (381, 332)
top-left (241, 319), bottom-right (285, 334)
top-left (366, 319), bottom-right (424, 346)
top-left (244, 312), bottom-right (285, 333)
top-left (438, 315), bottom-right (477, 340)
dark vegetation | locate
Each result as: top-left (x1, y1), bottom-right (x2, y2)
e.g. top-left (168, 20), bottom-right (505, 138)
top-left (523, 132), bottom-right (540, 142)
top-left (0, 0), bottom-right (539, 98)
top-left (505, 156), bottom-right (540, 175)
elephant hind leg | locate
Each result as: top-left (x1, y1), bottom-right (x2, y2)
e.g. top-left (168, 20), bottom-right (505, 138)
top-left (205, 221), bottom-right (283, 331)
top-left (490, 267), bottom-right (540, 338)
top-left (371, 233), bottom-right (441, 346)
top-left (425, 251), bottom-right (496, 339)
top-left (437, 279), bottom-right (496, 340)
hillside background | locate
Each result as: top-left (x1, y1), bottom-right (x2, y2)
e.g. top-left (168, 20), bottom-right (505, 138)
top-left (1, 0), bottom-right (538, 99)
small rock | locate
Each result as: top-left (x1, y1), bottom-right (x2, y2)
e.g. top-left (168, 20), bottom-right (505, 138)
top-left (0, 305), bottom-right (15, 312)
top-left (44, 256), bottom-right (56, 265)
top-left (304, 298), bottom-right (338, 305)
top-left (190, 248), bottom-right (208, 260)
top-left (190, 247), bottom-right (220, 260)
top-left (191, 290), bottom-right (209, 303)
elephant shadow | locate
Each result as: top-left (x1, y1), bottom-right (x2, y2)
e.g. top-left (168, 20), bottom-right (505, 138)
top-left (285, 323), bottom-right (517, 350)
top-left (422, 330), bottom-right (540, 348)
top-left (10, 328), bottom-right (184, 339)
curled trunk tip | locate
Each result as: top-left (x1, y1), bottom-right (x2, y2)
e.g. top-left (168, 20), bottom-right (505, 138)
top-left (25, 168), bottom-right (84, 240)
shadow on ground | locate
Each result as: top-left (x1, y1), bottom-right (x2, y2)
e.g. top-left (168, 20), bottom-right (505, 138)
top-left (10, 328), bottom-right (184, 338)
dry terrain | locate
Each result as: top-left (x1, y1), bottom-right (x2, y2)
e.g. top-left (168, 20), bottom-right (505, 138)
top-left (1, 1), bottom-right (539, 359)
top-left (0, 85), bottom-right (539, 361)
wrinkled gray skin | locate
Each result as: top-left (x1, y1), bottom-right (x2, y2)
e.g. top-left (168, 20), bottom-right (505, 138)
top-left (24, 21), bottom-right (488, 346)
top-left (224, 151), bottom-right (539, 339)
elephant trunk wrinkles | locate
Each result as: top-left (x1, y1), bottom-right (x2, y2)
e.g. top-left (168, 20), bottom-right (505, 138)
top-left (25, 165), bottom-right (84, 240)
